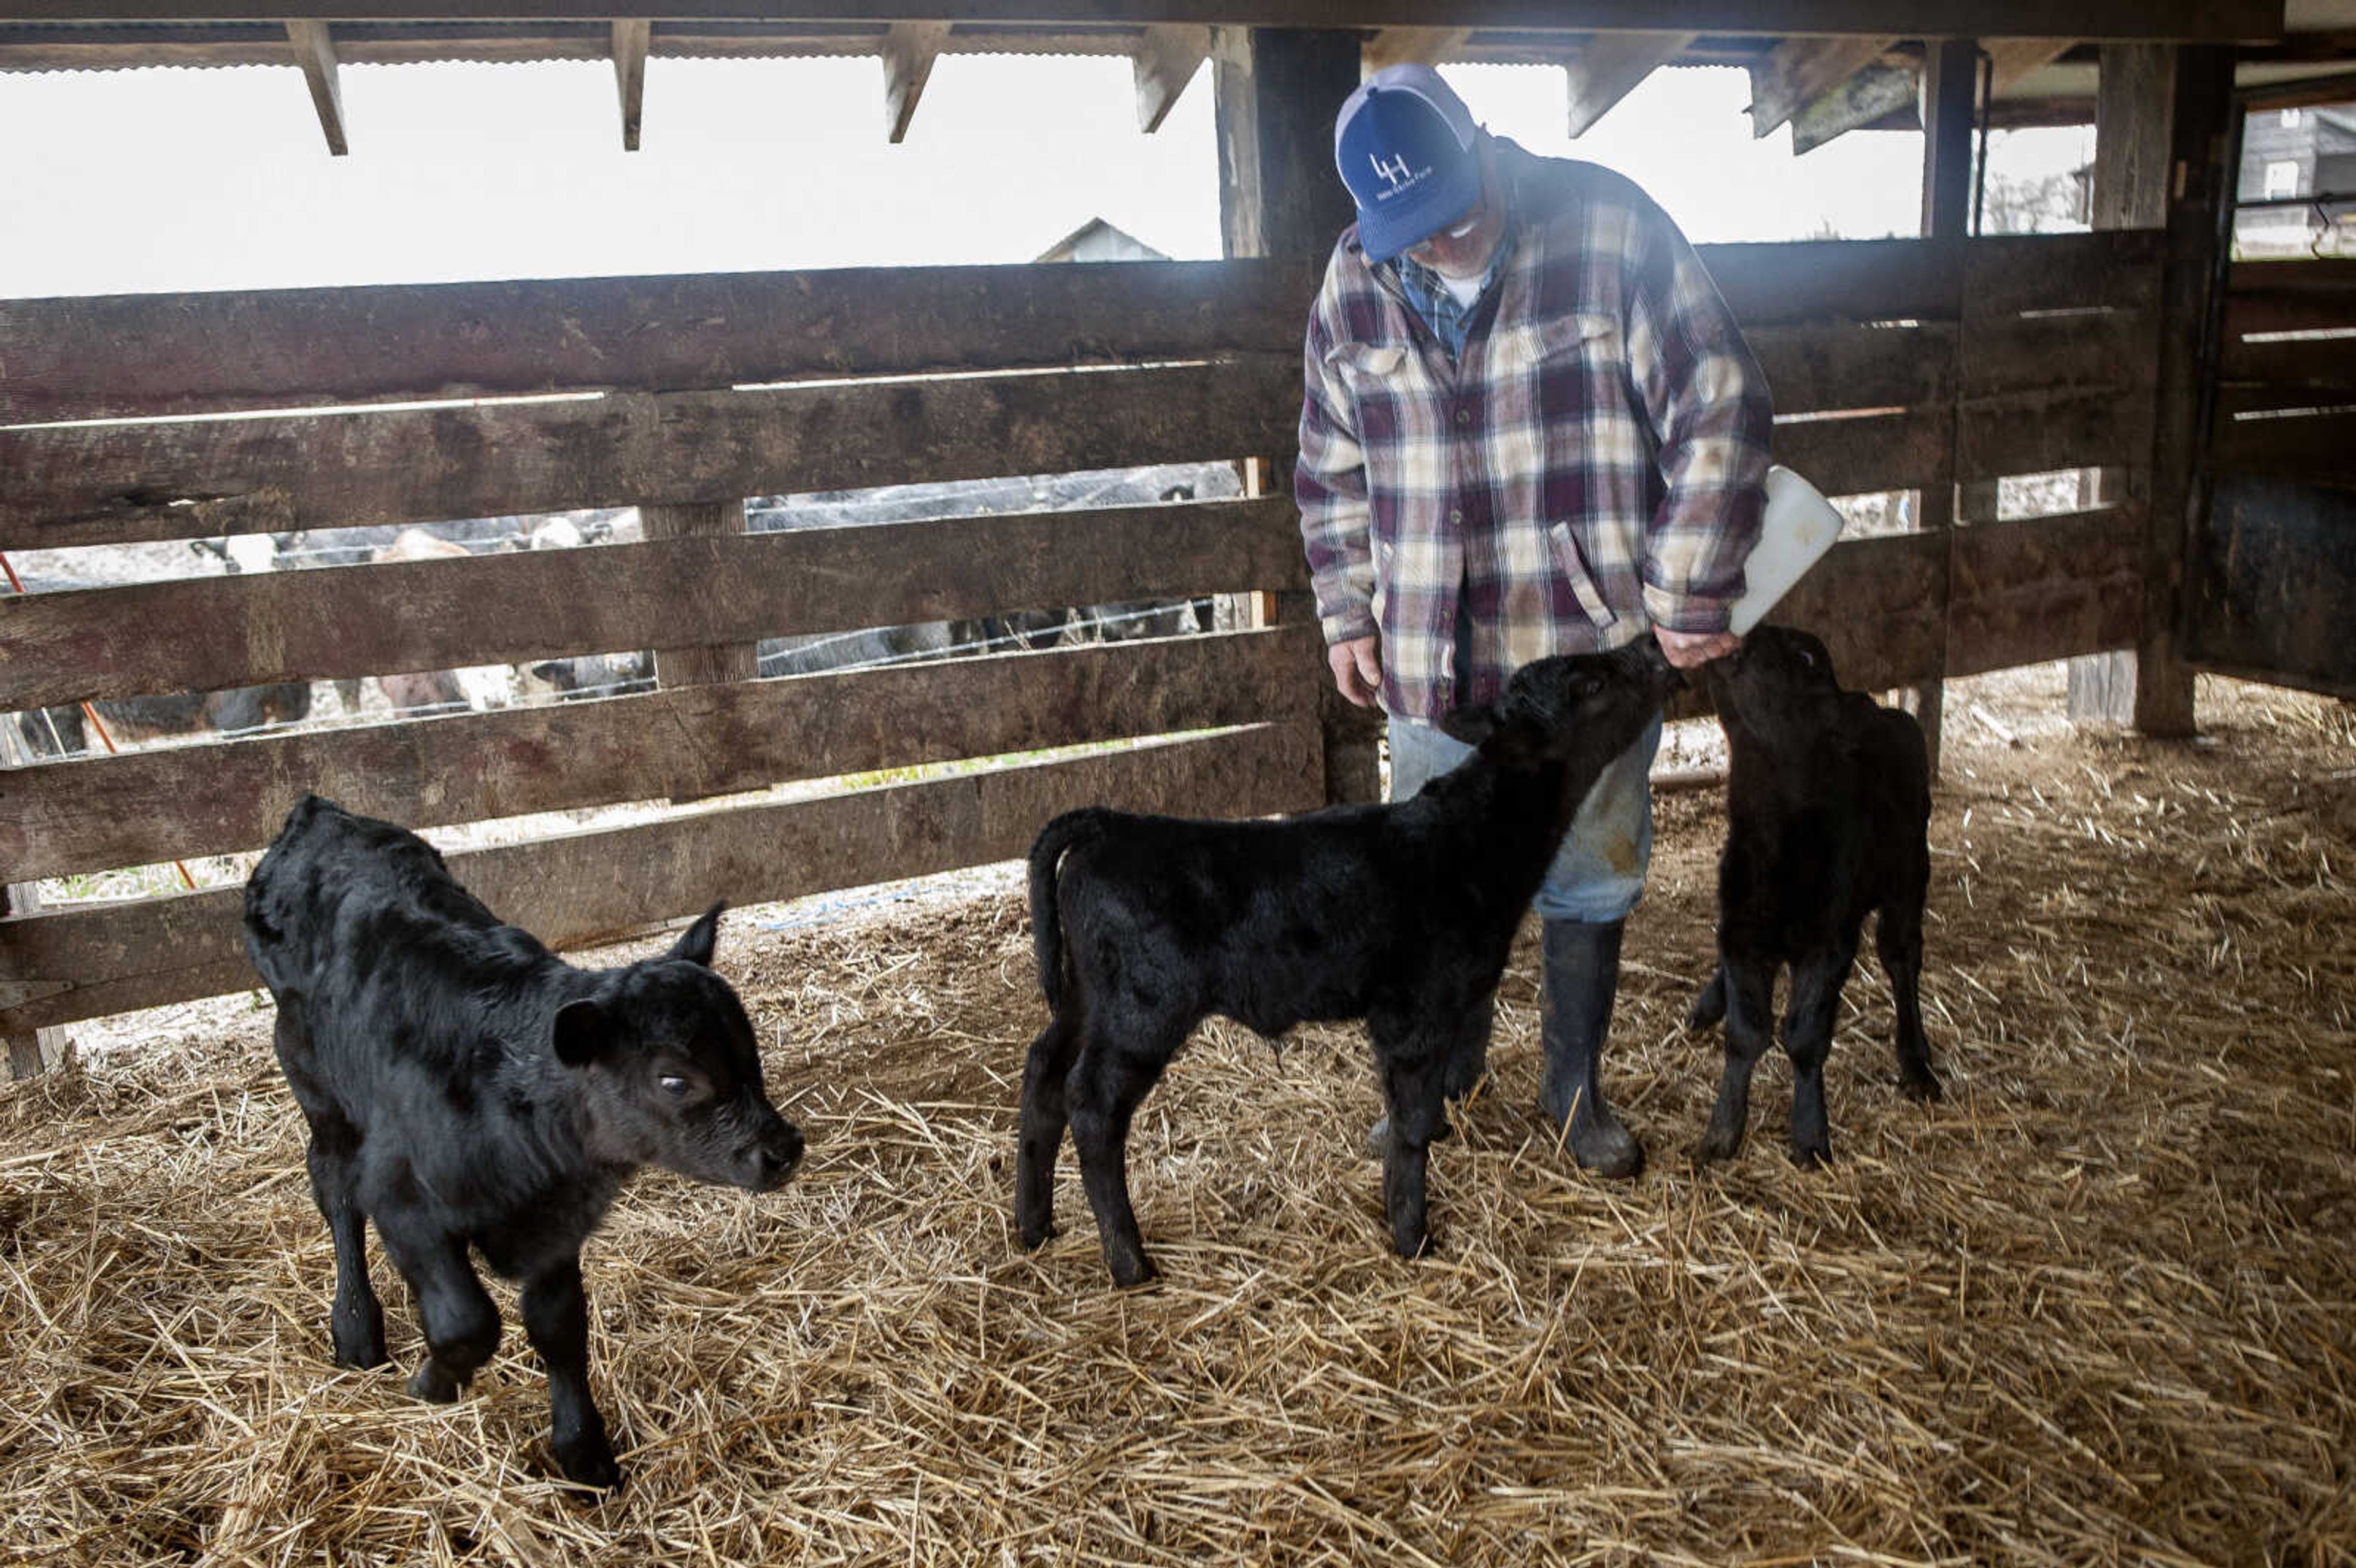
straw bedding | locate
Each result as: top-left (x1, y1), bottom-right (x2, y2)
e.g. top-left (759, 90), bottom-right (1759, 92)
top-left (2, 672), bottom-right (2351, 1566)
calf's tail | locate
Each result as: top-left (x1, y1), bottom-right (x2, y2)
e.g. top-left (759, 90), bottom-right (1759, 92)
top-left (1026, 808), bottom-right (1112, 1012)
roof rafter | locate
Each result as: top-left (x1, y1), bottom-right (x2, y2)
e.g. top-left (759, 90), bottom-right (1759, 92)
top-left (881, 18), bottom-right (949, 143)
top-left (611, 18), bottom-right (649, 150)
top-left (283, 18), bottom-right (347, 156)
top-left (1747, 33), bottom-right (1895, 138)
top-left (1362, 26), bottom-right (1470, 72)
top-left (1131, 21), bottom-right (1207, 133)
top-left (1562, 30), bottom-right (1693, 137)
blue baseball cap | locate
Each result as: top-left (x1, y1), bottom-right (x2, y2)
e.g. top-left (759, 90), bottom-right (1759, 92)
top-left (1333, 64), bottom-right (1483, 263)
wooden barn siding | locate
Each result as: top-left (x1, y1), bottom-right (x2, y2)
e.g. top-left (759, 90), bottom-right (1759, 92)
top-left (0, 722), bottom-right (1323, 1036)
top-left (2211, 259), bottom-right (2356, 485)
top-left (0, 231), bottom-right (2166, 1034)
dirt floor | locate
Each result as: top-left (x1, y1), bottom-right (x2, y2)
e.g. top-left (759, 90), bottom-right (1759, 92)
top-left (2, 667), bottom-right (2352, 1566)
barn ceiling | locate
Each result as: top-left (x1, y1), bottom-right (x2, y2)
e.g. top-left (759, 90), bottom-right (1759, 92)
top-left (0, 3), bottom-right (2343, 158)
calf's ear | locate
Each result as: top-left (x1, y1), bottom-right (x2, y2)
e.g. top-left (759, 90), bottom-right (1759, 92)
top-left (552, 997), bottom-right (614, 1067)
top-left (666, 901), bottom-right (726, 967)
top-left (1438, 704), bottom-right (1499, 747)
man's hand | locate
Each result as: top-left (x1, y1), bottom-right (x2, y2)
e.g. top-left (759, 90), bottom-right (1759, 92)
top-left (1328, 636), bottom-right (1383, 708)
top-left (1654, 626), bottom-right (1740, 670)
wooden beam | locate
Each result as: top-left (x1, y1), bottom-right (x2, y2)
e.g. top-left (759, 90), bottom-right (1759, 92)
top-left (1132, 21), bottom-right (1208, 133)
top-left (1212, 27), bottom-right (1360, 263)
top-left (0, 258), bottom-right (1327, 426)
top-left (1790, 58), bottom-right (1917, 155)
top-left (3, 6), bottom-right (2287, 47)
top-left (283, 20), bottom-right (347, 157)
top-left (1362, 26), bottom-right (1468, 72)
top-left (2069, 42), bottom-right (2233, 734)
top-left (1, 627), bottom-right (1322, 883)
top-left (1562, 31), bottom-right (1692, 139)
top-left (0, 355), bottom-right (1306, 551)
top-left (0, 497), bottom-right (1313, 709)
top-left (1985, 37), bottom-right (2074, 93)
top-left (611, 18), bottom-right (649, 151)
top-left (881, 19), bottom-right (949, 143)
top-left (0, 722), bottom-right (1326, 1037)
top-left (1747, 36), bottom-right (1895, 139)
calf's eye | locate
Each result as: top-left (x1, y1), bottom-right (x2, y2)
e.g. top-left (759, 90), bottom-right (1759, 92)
top-left (658, 1074), bottom-right (690, 1097)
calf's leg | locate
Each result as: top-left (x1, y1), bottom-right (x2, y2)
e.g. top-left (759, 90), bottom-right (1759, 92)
top-left (522, 1256), bottom-right (622, 1490)
top-left (1686, 961), bottom-right (1727, 1029)
top-left (1781, 936), bottom-right (1858, 1167)
top-left (275, 1013), bottom-right (387, 1369)
top-left (1694, 956), bottom-right (1776, 1163)
top-left (1015, 1012), bottom-right (1082, 1249)
top-left (1876, 900), bottom-right (1941, 1102)
top-left (376, 1212), bottom-right (502, 1403)
top-left (1066, 1024), bottom-right (1177, 1288)
top-left (1377, 1027), bottom-right (1455, 1261)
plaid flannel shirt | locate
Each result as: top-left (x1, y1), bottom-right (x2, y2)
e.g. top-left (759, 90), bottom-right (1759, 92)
top-left (1296, 139), bottom-right (1774, 723)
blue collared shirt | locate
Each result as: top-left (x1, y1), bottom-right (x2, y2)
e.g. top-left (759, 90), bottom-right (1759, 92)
top-left (1390, 230), bottom-right (1511, 360)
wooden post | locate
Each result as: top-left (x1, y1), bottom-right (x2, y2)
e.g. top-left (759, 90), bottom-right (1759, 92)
top-left (1, 720), bottom-right (69, 1078)
top-left (2069, 44), bottom-right (2232, 736)
top-left (641, 500), bottom-right (758, 802)
top-left (1214, 26), bottom-right (1379, 805)
top-left (1912, 37), bottom-right (1977, 778)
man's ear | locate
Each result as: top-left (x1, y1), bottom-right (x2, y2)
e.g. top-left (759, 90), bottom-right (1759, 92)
top-left (666, 901), bottom-right (725, 968)
top-left (1438, 704), bottom-right (1499, 747)
top-left (552, 997), bottom-right (612, 1069)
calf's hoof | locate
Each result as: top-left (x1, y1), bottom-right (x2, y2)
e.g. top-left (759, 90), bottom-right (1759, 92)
top-left (1016, 1213), bottom-right (1057, 1251)
top-left (1690, 1126), bottom-right (1743, 1166)
top-left (553, 1434), bottom-right (624, 1493)
top-left (406, 1360), bottom-right (466, 1404)
top-left (1569, 1118), bottom-right (1645, 1180)
top-left (1788, 1136), bottom-right (1832, 1169)
top-left (331, 1320), bottom-right (388, 1372)
top-left (1899, 1069), bottom-right (1944, 1104)
top-left (1391, 1224), bottom-right (1431, 1261)
top-left (1103, 1243), bottom-right (1159, 1290)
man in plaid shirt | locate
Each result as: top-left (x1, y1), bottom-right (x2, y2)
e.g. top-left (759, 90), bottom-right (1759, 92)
top-left (1298, 64), bottom-right (1773, 1178)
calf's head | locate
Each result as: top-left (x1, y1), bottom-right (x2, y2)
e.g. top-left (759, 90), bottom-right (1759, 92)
top-left (1439, 640), bottom-right (1681, 769)
top-left (552, 902), bottom-right (804, 1191)
top-left (1707, 625), bottom-right (1842, 741)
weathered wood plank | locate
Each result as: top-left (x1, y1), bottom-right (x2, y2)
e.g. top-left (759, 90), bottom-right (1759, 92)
top-left (0, 260), bottom-right (1325, 425)
top-left (1703, 237), bottom-right (1962, 326)
top-left (1958, 386), bottom-right (2152, 483)
top-left (0, 720), bottom-right (1324, 1036)
top-left (0, 498), bottom-right (1311, 709)
top-left (1747, 35), bottom-right (1896, 139)
top-left (0, 626), bottom-right (1323, 882)
top-left (1770, 407), bottom-right (1952, 497)
top-left (2209, 400), bottom-right (2356, 482)
top-left (1964, 229), bottom-right (2167, 319)
top-left (1947, 506), bottom-right (2146, 675)
top-left (0, 355), bottom-right (1304, 550)
top-left (0, 240), bottom-right (2005, 431)
top-left (1768, 531), bottom-right (1949, 692)
top-left (1962, 307), bottom-right (2159, 400)
top-left (1745, 321), bottom-right (1957, 417)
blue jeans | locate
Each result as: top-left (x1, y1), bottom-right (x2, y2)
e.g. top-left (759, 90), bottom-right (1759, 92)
top-left (1387, 712), bottom-right (1663, 924)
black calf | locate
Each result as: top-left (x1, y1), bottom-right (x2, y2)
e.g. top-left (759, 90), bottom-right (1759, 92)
top-left (244, 796), bottom-right (803, 1489)
top-left (1687, 626), bottom-right (1941, 1167)
top-left (1017, 644), bottom-right (1680, 1286)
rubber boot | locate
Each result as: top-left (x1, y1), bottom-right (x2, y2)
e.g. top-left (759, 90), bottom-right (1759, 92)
top-left (1538, 917), bottom-right (1644, 1178)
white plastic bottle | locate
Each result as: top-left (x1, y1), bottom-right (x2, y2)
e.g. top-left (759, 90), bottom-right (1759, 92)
top-left (1728, 464), bottom-right (1846, 635)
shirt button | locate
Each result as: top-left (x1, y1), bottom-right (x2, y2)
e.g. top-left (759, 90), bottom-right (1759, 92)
top-left (1449, 509), bottom-right (1463, 524)
top-left (1455, 408), bottom-right (1472, 426)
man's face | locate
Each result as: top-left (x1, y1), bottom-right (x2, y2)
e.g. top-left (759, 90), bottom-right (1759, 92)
top-left (1403, 143), bottom-right (1503, 279)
